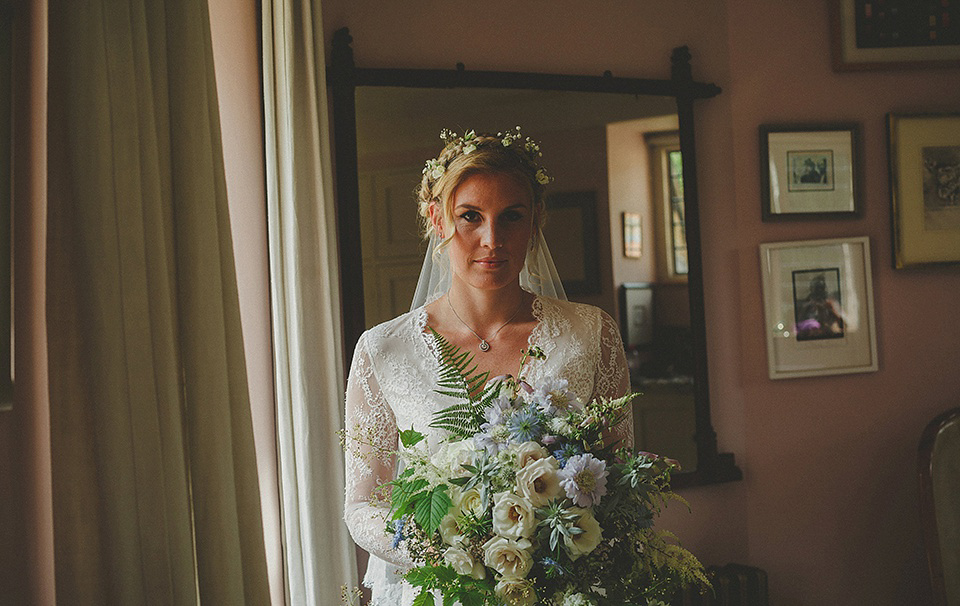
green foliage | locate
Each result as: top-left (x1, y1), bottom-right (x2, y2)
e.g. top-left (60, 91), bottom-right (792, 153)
top-left (413, 485), bottom-right (452, 536)
top-left (405, 564), bottom-right (497, 606)
top-left (427, 328), bottom-right (501, 438)
top-left (400, 428), bottom-right (426, 448)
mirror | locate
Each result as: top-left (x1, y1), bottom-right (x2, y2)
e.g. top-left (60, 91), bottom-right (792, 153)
top-left (328, 28), bottom-right (740, 487)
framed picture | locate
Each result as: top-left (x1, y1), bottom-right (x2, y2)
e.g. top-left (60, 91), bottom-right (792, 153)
top-left (622, 212), bottom-right (642, 258)
top-left (618, 283), bottom-right (654, 349)
top-left (759, 236), bottom-right (878, 380)
top-left (760, 124), bottom-right (861, 221)
top-left (542, 191), bottom-right (600, 295)
top-left (831, 0), bottom-right (960, 71)
top-left (888, 113), bottom-right (960, 268)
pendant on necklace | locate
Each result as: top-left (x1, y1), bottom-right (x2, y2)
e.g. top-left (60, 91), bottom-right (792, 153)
top-left (479, 340), bottom-right (491, 352)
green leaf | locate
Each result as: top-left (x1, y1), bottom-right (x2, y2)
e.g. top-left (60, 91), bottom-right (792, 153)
top-left (414, 485), bottom-right (453, 536)
top-left (400, 428), bottom-right (426, 448)
top-left (412, 590), bottom-right (435, 606)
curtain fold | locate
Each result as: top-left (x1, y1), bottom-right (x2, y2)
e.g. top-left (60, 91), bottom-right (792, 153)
top-left (45, 0), bottom-right (270, 603)
top-left (262, 0), bottom-right (358, 603)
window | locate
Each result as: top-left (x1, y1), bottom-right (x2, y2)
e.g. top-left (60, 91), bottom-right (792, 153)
top-left (647, 133), bottom-right (688, 283)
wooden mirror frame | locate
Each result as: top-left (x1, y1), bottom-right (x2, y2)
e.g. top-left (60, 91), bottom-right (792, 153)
top-left (327, 27), bottom-right (741, 488)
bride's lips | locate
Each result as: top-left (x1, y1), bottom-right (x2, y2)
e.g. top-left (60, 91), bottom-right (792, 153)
top-left (474, 257), bottom-right (507, 268)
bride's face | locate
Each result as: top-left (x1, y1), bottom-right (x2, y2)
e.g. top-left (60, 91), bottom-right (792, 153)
top-left (440, 171), bottom-right (534, 293)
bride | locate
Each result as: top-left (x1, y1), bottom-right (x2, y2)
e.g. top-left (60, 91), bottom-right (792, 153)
top-left (343, 128), bottom-right (633, 605)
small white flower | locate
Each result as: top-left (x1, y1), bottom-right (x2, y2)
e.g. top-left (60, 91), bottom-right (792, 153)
top-left (463, 142), bottom-right (477, 154)
top-left (536, 169), bottom-right (550, 185)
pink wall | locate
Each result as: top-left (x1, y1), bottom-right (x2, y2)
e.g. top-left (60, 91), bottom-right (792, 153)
top-left (323, 1), bottom-right (960, 603)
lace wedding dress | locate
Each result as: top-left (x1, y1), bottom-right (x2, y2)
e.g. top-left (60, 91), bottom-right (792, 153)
top-left (343, 295), bottom-right (632, 606)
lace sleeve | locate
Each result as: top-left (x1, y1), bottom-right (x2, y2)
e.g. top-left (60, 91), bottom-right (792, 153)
top-left (594, 309), bottom-right (634, 449)
top-left (343, 333), bottom-right (413, 569)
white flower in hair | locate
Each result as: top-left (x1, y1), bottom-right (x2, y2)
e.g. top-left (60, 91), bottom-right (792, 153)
top-left (536, 169), bottom-right (551, 185)
top-left (424, 159), bottom-right (445, 179)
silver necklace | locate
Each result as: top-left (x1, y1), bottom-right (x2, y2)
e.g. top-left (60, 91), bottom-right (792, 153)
top-left (446, 294), bottom-right (524, 352)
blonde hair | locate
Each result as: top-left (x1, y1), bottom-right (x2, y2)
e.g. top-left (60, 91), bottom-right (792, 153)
top-left (416, 132), bottom-right (548, 252)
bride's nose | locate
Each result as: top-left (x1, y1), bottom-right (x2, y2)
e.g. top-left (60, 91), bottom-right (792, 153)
top-left (479, 221), bottom-right (503, 249)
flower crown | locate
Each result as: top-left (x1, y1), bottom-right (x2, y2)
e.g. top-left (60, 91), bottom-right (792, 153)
top-left (422, 126), bottom-right (552, 186)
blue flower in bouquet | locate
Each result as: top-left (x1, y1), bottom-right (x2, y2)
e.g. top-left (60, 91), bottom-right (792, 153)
top-left (558, 453), bottom-right (608, 507)
top-left (391, 516), bottom-right (406, 549)
top-left (551, 442), bottom-right (584, 468)
top-left (507, 406), bottom-right (544, 443)
top-left (484, 391), bottom-right (515, 425)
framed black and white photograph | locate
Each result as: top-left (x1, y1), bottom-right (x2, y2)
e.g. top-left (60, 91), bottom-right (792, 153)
top-left (888, 113), bottom-right (960, 267)
top-left (760, 124), bottom-right (861, 221)
top-left (760, 236), bottom-right (878, 380)
top-left (831, 0), bottom-right (960, 71)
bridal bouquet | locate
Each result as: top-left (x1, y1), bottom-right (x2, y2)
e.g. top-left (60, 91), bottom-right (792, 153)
top-left (387, 332), bottom-right (709, 606)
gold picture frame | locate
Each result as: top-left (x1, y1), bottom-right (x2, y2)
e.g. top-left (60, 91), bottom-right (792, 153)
top-left (888, 113), bottom-right (960, 268)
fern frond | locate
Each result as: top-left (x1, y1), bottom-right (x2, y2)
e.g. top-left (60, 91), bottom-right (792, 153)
top-left (427, 328), bottom-right (498, 438)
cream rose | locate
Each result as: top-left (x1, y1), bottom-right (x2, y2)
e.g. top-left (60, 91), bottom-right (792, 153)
top-left (492, 492), bottom-right (536, 540)
top-left (482, 536), bottom-right (533, 580)
top-left (515, 456), bottom-right (562, 507)
top-left (456, 487), bottom-right (486, 519)
top-left (443, 546), bottom-right (486, 580)
top-left (439, 513), bottom-right (462, 547)
top-left (495, 577), bottom-right (537, 606)
top-left (562, 507), bottom-right (602, 560)
top-left (515, 441), bottom-right (550, 468)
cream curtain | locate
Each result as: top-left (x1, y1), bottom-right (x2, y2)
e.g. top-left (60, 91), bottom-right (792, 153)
top-left (262, 0), bottom-right (358, 603)
top-left (45, 0), bottom-right (270, 603)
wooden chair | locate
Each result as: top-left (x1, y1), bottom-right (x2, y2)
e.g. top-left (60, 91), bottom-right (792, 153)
top-left (919, 407), bottom-right (960, 606)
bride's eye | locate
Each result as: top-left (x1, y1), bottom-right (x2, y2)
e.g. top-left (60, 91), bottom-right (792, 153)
top-left (501, 210), bottom-right (525, 222)
top-left (459, 210), bottom-right (481, 222)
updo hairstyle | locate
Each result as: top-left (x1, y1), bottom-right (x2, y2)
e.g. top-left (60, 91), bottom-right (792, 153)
top-left (416, 131), bottom-right (548, 252)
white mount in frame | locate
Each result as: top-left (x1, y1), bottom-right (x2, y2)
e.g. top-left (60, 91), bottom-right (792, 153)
top-left (759, 236), bottom-right (878, 380)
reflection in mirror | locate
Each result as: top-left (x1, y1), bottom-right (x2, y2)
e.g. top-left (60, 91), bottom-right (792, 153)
top-left (354, 87), bottom-right (698, 471)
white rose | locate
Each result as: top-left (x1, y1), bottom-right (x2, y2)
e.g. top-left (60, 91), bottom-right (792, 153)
top-left (515, 456), bottom-right (563, 507)
top-left (456, 487), bottom-right (486, 519)
top-left (515, 441), bottom-right (549, 469)
top-left (562, 507), bottom-right (602, 560)
top-left (495, 577), bottom-right (537, 606)
top-left (439, 513), bottom-right (462, 546)
top-left (482, 536), bottom-right (533, 580)
top-left (431, 440), bottom-right (476, 478)
top-left (492, 492), bottom-right (536, 540)
top-left (443, 546), bottom-right (486, 580)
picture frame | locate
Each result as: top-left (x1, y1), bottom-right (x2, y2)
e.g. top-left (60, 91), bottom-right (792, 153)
top-left (542, 191), bottom-right (601, 296)
top-left (759, 236), bottom-right (878, 380)
top-left (887, 113), bottom-right (960, 268)
top-left (760, 124), bottom-right (861, 221)
top-left (618, 282), bottom-right (654, 349)
top-left (622, 212), bottom-right (642, 258)
top-left (831, 0), bottom-right (960, 71)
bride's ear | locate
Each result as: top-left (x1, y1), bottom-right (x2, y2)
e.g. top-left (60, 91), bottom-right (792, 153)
top-left (428, 201), bottom-right (445, 238)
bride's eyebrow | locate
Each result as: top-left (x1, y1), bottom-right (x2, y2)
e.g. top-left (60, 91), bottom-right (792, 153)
top-left (455, 203), bottom-right (529, 211)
